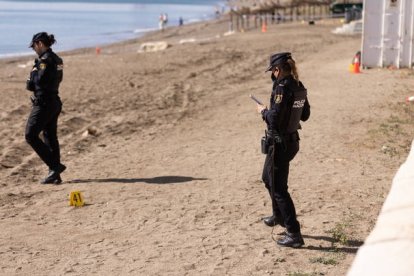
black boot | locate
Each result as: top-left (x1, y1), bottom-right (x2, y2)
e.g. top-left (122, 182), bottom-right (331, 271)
top-left (41, 163), bottom-right (66, 184)
top-left (41, 171), bottom-right (62, 184)
top-left (57, 163), bottom-right (66, 174)
top-left (263, 215), bottom-right (285, 227)
top-left (277, 231), bottom-right (304, 248)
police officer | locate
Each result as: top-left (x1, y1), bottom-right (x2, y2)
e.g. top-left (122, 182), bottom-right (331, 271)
top-left (256, 52), bottom-right (310, 248)
top-left (25, 32), bottom-right (66, 184)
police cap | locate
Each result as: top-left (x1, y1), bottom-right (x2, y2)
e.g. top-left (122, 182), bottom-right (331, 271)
top-left (265, 52), bottom-right (292, 72)
top-left (29, 32), bottom-right (49, 48)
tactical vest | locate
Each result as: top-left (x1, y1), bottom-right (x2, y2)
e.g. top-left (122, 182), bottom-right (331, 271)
top-left (273, 78), bottom-right (307, 134)
top-left (33, 49), bottom-right (63, 98)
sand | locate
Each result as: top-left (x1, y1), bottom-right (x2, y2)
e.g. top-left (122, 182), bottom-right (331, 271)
top-left (1, 16), bottom-right (414, 275)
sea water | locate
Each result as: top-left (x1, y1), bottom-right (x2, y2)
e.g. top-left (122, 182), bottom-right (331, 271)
top-left (0, 0), bottom-right (225, 58)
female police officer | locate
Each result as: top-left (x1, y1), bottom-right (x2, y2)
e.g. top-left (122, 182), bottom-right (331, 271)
top-left (256, 52), bottom-right (310, 248)
top-left (25, 32), bottom-right (66, 184)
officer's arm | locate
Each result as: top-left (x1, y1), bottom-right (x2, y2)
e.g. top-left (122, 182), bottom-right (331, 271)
top-left (262, 107), bottom-right (277, 126)
top-left (26, 61), bottom-right (37, 92)
top-left (35, 59), bottom-right (51, 88)
top-left (301, 97), bottom-right (310, 121)
top-left (262, 86), bottom-right (288, 126)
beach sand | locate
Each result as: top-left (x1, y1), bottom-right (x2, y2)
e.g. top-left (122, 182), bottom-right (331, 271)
top-left (1, 16), bottom-right (414, 275)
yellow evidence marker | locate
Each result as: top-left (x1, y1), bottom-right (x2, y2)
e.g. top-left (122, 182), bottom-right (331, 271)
top-left (69, 191), bottom-right (84, 207)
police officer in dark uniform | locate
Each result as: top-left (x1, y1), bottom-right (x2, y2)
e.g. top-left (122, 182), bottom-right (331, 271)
top-left (25, 32), bottom-right (66, 184)
top-left (256, 52), bottom-right (310, 248)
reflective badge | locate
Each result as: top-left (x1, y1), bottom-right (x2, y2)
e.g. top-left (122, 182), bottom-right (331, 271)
top-left (275, 94), bottom-right (283, 104)
top-left (39, 63), bottom-right (46, 70)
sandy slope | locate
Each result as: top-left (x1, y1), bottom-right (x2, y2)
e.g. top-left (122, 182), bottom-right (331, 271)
top-left (1, 18), bottom-right (414, 275)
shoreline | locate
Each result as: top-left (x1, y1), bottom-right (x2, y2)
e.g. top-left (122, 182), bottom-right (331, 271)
top-left (0, 15), bottom-right (230, 63)
top-left (0, 0), bottom-right (226, 60)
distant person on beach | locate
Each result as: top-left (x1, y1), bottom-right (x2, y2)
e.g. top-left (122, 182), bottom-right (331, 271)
top-left (179, 16), bottom-right (184, 26)
top-left (25, 32), bottom-right (66, 184)
top-left (159, 13), bottom-right (165, 30)
top-left (215, 6), bottom-right (220, 18)
top-left (159, 13), bottom-right (168, 30)
top-left (256, 52), bottom-right (310, 248)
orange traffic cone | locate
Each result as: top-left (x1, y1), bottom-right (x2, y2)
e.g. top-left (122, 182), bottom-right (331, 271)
top-left (349, 51), bottom-right (361, 74)
top-left (353, 59), bottom-right (361, 73)
top-left (261, 22), bottom-right (267, 33)
top-left (406, 96), bottom-right (414, 103)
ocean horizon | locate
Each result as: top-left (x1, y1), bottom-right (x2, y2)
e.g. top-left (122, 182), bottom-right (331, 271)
top-left (0, 0), bottom-right (225, 58)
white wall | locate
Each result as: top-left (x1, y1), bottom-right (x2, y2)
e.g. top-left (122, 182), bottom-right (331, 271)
top-left (362, 0), bottom-right (414, 68)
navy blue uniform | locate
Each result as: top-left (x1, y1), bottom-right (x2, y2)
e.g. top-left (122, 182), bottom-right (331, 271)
top-left (261, 75), bottom-right (310, 234)
top-left (25, 49), bottom-right (63, 171)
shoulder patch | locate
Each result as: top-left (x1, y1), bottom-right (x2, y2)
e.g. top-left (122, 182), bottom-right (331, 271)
top-left (39, 63), bottom-right (47, 70)
top-left (275, 94), bottom-right (283, 104)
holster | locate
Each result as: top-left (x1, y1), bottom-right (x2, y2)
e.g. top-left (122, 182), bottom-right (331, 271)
top-left (261, 130), bottom-right (283, 155)
top-left (261, 136), bottom-right (269, 154)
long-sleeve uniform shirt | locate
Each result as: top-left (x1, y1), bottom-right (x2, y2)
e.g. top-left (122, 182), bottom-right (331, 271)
top-left (262, 75), bottom-right (310, 134)
top-left (27, 48), bottom-right (63, 100)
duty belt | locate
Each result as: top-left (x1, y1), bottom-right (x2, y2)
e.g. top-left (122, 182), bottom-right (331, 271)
top-left (266, 130), bottom-right (283, 143)
top-left (266, 130), bottom-right (299, 143)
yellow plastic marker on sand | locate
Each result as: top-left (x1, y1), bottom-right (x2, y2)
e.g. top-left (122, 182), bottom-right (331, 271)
top-left (69, 191), bottom-right (84, 207)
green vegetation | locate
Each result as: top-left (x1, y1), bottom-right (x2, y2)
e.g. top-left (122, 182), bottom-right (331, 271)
top-left (328, 221), bottom-right (350, 246)
top-left (309, 256), bottom-right (338, 265)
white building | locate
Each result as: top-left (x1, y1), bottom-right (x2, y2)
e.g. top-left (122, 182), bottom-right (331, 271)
top-left (362, 0), bottom-right (414, 68)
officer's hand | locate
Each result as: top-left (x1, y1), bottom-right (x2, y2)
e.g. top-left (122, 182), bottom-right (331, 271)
top-left (257, 104), bottom-right (267, 114)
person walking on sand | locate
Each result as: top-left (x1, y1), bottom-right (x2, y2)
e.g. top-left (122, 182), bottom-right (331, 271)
top-left (25, 32), bottom-right (66, 184)
top-left (256, 52), bottom-right (310, 248)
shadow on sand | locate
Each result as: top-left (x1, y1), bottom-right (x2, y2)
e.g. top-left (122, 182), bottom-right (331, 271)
top-left (300, 234), bottom-right (364, 254)
top-left (66, 175), bottom-right (208, 185)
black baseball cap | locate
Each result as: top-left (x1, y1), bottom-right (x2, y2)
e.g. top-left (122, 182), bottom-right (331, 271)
top-left (29, 32), bottom-right (49, 48)
top-left (265, 52), bottom-right (292, 72)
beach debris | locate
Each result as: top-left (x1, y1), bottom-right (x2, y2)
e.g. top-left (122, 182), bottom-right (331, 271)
top-left (179, 35), bottom-right (220, 45)
top-left (17, 60), bottom-right (34, 69)
top-left (138, 41), bottom-right (170, 53)
top-left (81, 126), bottom-right (99, 137)
top-left (179, 38), bottom-right (197, 44)
top-left (381, 145), bottom-right (397, 156)
top-left (332, 19), bottom-right (362, 35)
top-left (223, 30), bottom-right (235, 36)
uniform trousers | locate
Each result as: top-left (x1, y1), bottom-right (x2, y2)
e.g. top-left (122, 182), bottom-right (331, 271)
top-left (262, 138), bottom-right (301, 233)
top-left (25, 97), bottom-right (62, 171)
